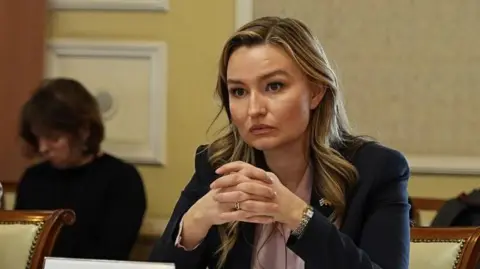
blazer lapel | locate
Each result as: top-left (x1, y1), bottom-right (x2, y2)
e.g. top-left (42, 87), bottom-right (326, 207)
top-left (310, 188), bottom-right (335, 220)
top-left (304, 190), bottom-right (335, 269)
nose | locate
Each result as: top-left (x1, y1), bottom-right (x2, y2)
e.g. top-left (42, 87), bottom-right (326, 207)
top-left (247, 91), bottom-right (267, 117)
top-left (38, 138), bottom-right (49, 154)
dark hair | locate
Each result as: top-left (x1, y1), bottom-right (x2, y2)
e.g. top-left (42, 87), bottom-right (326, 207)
top-left (19, 78), bottom-right (104, 157)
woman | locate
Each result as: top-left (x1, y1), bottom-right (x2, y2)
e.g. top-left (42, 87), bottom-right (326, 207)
top-left (15, 78), bottom-right (147, 260)
top-left (149, 17), bottom-right (410, 269)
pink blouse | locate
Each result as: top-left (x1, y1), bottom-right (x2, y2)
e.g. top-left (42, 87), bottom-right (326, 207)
top-left (251, 166), bottom-right (312, 269)
top-left (175, 167), bottom-right (313, 269)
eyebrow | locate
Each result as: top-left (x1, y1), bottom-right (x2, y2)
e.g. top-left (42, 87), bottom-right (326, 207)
top-left (227, 69), bottom-right (290, 85)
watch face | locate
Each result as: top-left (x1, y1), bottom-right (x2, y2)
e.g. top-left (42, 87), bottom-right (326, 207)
top-left (305, 207), bottom-right (314, 218)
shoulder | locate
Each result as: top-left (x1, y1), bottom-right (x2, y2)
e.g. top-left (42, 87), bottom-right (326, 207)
top-left (185, 144), bottom-right (220, 190)
top-left (350, 142), bottom-right (410, 185)
top-left (15, 161), bottom-right (51, 193)
top-left (94, 155), bottom-right (146, 209)
top-left (19, 161), bottom-right (50, 181)
top-left (91, 154), bottom-right (145, 191)
top-left (99, 154), bottom-right (146, 196)
top-left (25, 160), bottom-right (50, 173)
top-left (193, 144), bottom-right (216, 176)
top-left (98, 153), bottom-right (142, 177)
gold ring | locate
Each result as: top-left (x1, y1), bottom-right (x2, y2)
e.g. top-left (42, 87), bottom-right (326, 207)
top-left (234, 202), bottom-right (241, 211)
top-left (265, 171), bottom-right (271, 182)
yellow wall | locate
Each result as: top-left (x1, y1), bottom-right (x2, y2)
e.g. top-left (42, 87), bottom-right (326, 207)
top-left (409, 174), bottom-right (479, 199)
top-left (47, 0), bottom-right (233, 218)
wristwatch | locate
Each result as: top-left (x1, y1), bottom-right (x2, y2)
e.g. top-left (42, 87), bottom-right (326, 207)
top-left (291, 205), bottom-right (314, 239)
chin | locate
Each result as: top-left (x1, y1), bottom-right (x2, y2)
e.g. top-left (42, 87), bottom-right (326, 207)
top-left (246, 137), bottom-right (283, 151)
top-left (49, 160), bottom-right (69, 169)
top-left (50, 163), bottom-right (66, 169)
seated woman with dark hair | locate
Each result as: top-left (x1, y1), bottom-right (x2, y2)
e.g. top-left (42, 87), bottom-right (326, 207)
top-left (15, 78), bottom-right (147, 260)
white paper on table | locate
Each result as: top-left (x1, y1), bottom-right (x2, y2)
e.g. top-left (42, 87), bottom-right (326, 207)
top-left (43, 257), bottom-right (175, 269)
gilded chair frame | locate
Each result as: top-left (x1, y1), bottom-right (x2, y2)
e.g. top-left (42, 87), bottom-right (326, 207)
top-left (411, 227), bottom-right (480, 269)
top-left (0, 209), bottom-right (76, 269)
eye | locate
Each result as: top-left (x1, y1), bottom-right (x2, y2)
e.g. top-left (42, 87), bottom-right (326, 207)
top-left (42, 132), bottom-right (64, 143)
top-left (230, 88), bottom-right (247, 97)
top-left (266, 82), bottom-right (284, 92)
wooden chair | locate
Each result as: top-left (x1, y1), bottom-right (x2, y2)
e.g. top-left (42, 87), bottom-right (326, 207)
top-left (410, 197), bottom-right (447, 226)
top-left (0, 182), bottom-right (4, 209)
top-left (0, 182), bottom-right (17, 210)
top-left (410, 227), bottom-right (480, 269)
top-left (0, 209), bottom-right (76, 269)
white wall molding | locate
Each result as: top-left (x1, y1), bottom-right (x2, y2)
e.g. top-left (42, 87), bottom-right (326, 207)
top-left (234, 0), bottom-right (253, 30)
top-left (46, 39), bottom-right (168, 165)
top-left (407, 155), bottom-right (480, 175)
top-left (50, 0), bottom-right (169, 11)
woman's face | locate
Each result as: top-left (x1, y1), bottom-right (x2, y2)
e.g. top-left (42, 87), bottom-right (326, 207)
top-left (35, 131), bottom-right (85, 168)
top-left (226, 44), bottom-right (324, 152)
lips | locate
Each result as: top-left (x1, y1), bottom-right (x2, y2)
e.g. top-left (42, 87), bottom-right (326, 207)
top-left (249, 124), bottom-right (275, 135)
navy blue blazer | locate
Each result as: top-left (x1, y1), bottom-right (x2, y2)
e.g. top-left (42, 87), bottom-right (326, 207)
top-left (149, 142), bottom-right (411, 269)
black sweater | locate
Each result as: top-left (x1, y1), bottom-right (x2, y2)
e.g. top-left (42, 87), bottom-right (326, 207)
top-left (15, 153), bottom-right (147, 260)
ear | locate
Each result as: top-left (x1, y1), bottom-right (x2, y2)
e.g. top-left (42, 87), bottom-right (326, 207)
top-left (310, 85), bottom-right (326, 110)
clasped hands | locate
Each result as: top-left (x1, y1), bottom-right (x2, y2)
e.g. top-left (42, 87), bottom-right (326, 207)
top-left (207, 161), bottom-right (307, 230)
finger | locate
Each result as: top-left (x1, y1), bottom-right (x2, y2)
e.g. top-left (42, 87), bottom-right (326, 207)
top-left (217, 163), bottom-right (272, 184)
top-left (236, 182), bottom-right (276, 199)
top-left (219, 211), bottom-right (274, 224)
top-left (219, 209), bottom-right (252, 222)
top-left (240, 166), bottom-right (272, 184)
top-left (217, 186), bottom-right (270, 201)
top-left (210, 173), bottom-right (250, 189)
top-left (213, 191), bottom-right (247, 203)
top-left (217, 186), bottom-right (236, 193)
top-left (215, 161), bottom-right (271, 183)
top-left (218, 202), bottom-right (236, 212)
top-left (239, 200), bottom-right (278, 214)
top-left (213, 191), bottom-right (271, 203)
top-left (215, 161), bottom-right (247, 174)
top-left (215, 182), bottom-right (275, 199)
top-left (245, 215), bottom-right (275, 224)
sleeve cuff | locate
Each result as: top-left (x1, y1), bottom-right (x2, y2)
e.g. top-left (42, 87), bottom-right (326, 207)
top-left (174, 216), bottom-right (203, 251)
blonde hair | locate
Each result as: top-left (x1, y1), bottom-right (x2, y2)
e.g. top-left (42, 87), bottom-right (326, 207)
top-left (207, 16), bottom-right (367, 268)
